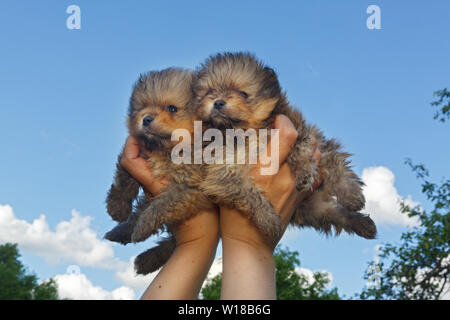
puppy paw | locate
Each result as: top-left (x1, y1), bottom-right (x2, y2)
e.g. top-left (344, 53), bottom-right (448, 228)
top-left (253, 211), bottom-right (283, 239)
top-left (131, 214), bottom-right (160, 243)
top-left (298, 173), bottom-right (316, 191)
top-left (106, 196), bottom-right (133, 222)
top-left (297, 164), bottom-right (319, 192)
top-left (104, 221), bottom-right (133, 245)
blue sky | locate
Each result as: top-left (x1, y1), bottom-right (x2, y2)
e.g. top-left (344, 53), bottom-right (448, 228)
top-left (0, 0), bottom-right (449, 299)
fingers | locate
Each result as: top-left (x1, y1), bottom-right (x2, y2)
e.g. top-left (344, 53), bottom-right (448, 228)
top-left (255, 115), bottom-right (298, 176)
top-left (272, 114), bottom-right (298, 165)
top-left (119, 136), bottom-right (169, 195)
top-left (120, 136), bottom-right (148, 174)
top-left (122, 135), bottom-right (140, 160)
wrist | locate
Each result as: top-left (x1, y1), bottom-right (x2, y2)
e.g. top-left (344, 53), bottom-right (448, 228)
top-left (176, 231), bottom-right (220, 254)
top-left (221, 235), bottom-right (276, 300)
top-left (220, 206), bottom-right (277, 253)
top-left (140, 209), bottom-right (219, 300)
top-left (174, 209), bottom-right (220, 250)
top-left (222, 234), bottom-right (274, 257)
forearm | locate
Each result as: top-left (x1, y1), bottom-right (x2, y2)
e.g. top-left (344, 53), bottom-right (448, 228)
top-left (140, 233), bottom-right (218, 300)
top-left (221, 235), bottom-right (276, 300)
top-left (219, 189), bottom-right (311, 300)
top-left (219, 206), bottom-right (277, 300)
top-left (140, 208), bottom-right (220, 300)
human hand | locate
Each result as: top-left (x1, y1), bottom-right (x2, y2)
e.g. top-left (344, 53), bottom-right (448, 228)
top-left (121, 135), bottom-right (219, 245)
top-left (219, 115), bottom-right (322, 299)
top-left (120, 135), bottom-right (219, 299)
top-left (120, 135), bottom-right (169, 196)
top-left (220, 114), bottom-right (322, 251)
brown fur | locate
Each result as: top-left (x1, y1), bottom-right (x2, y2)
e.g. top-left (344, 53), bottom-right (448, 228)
top-left (194, 52), bottom-right (376, 239)
top-left (104, 68), bottom-right (212, 274)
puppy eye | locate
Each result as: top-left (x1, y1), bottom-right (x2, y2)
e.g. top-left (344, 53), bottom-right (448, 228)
top-left (239, 91), bottom-right (249, 99)
top-left (166, 105), bottom-right (178, 113)
top-left (205, 89), bottom-right (213, 96)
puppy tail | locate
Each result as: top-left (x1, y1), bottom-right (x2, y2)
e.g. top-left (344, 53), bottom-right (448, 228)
top-left (316, 135), bottom-right (366, 212)
top-left (134, 236), bottom-right (177, 275)
top-left (292, 190), bottom-right (377, 239)
top-left (342, 209), bottom-right (377, 239)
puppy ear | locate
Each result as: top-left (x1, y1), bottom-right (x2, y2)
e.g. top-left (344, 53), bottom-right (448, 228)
top-left (252, 97), bottom-right (279, 126)
top-left (259, 67), bottom-right (281, 99)
top-left (264, 67), bottom-right (276, 77)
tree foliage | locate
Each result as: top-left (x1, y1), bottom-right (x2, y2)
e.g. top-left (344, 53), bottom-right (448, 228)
top-left (0, 243), bottom-right (59, 300)
top-left (360, 162), bottom-right (449, 299)
top-left (360, 89), bottom-right (450, 300)
top-left (200, 272), bottom-right (222, 300)
top-left (201, 246), bottom-right (340, 300)
top-left (431, 88), bottom-right (450, 123)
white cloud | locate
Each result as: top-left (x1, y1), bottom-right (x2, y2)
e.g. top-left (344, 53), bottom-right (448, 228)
top-left (0, 203), bottom-right (160, 299)
top-left (0, 204), bottom-right (119, 268)
top-left (361, 166), bottom-right (420, 227)
top-left (115, 257), bottom-right (158, 292)
top-left (295, 267), bottom-right (334, 288)
top-left (295, 267), bottom-right (315, 284)
top-left (54, 272), bottom-right (135, 300)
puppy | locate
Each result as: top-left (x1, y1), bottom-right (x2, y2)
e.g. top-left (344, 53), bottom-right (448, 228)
top-left (195, 52), bottom-right (376, 239)
top-left (105, 68), bottom-right (212, 274)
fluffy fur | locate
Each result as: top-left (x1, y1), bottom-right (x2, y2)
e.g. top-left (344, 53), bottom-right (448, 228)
top-left (194, 52), bottom-right (377, 239)
top-left (104, 68), bottom-right (212, 274)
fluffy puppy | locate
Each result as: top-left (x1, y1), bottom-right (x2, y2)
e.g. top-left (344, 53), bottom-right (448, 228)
top-left (105, 68), bottom-right (212, 274)
top-left (195, 52), bottom-right (376, 239)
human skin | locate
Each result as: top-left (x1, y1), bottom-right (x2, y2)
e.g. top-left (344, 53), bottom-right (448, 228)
top-left (220, 115), bottom-right (321, 299)
top-left (120, 135), bottom-right (220, 300)
top-left (120, 114), bottom-right (321, 300)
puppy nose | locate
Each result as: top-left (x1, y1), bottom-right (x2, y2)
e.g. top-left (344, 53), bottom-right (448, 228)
top-left (214, 100), bottom-right (226, 110)
top-left (142, 116), bottom-right (154, 127)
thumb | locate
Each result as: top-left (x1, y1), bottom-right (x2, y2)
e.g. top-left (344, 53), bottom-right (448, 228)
top-left (272, 114), bottom-right (298, 165)
top-left (122, 135), bottom-right (140, 160)
top-left (257, 114), bottom-right (298, 176)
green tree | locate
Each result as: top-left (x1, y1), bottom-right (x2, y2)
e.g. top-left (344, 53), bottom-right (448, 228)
top-left (200, 272), bottom-right (222, 300)
top-left (201, 246), bottom-right (340, 300)
top-left (431, 88), bottom-right (450, 123)
top-left (360, 89), bottom-right (450, 300)
top-left (0, 243), bottom-right (59, 300)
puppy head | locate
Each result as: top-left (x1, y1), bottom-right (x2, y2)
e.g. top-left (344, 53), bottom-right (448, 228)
top-left (194, 52), bottom-right (282, 129)
top-left (128, 68), bottom-right (196, 151)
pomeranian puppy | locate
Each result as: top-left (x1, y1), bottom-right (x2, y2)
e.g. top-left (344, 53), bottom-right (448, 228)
top-left (105, 68), bottom-right (212, 274)
top-left (194, 52), bottom-right (376, 239)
